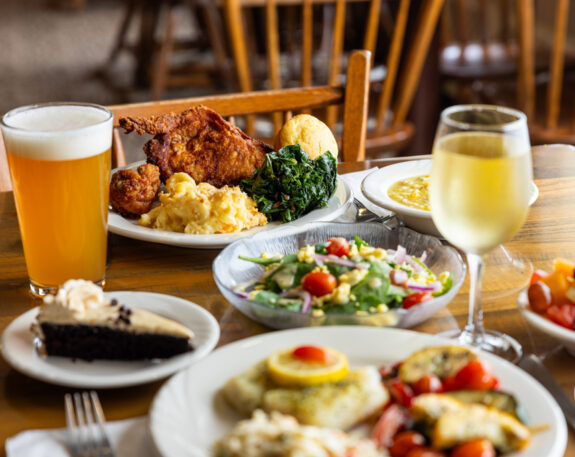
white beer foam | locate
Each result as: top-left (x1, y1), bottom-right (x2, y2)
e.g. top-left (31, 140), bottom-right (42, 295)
top-left (2, 105), bottom-right (113, 161)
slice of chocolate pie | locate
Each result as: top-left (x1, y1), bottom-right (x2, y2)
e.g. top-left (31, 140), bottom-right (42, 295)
top-left (33, 280), bottom-right (194, 361)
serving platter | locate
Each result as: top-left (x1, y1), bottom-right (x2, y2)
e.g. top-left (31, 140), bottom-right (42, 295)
top-left (108, 161), bottom-right (352, 249)
top-left (0, 291), bottom-right (219, 388)
top-left (149, 326), bottom-right (567, 457)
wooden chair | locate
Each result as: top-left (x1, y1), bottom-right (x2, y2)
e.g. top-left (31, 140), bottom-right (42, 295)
top-left (442, 0), bottom-right (575, 144)
top-left (223, 0), bottom-right (445, 156)
top-left (109, 49), bottom-right (371, 164)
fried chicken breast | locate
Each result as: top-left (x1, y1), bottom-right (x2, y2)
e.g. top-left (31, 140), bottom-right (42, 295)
top-left (109, 163), bottom-right (161, 218)
top-left (119, 105), bottom-right (274, 187)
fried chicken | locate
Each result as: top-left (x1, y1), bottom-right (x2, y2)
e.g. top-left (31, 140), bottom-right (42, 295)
top-left (109, 163), bottom-right (161, 218)
top-left (119, 105), bottom-right (274, 187)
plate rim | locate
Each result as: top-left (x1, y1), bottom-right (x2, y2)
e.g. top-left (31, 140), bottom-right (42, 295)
top-left (0, 291), bottom-right (220, 388)
top-left (148, 326), bottom-right (568, 457)
top-left (108, 161), bottom-right (353, 249)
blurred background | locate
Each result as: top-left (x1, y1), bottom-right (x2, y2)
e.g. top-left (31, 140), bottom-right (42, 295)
top-left (2, 0), bottom-right (573, 163)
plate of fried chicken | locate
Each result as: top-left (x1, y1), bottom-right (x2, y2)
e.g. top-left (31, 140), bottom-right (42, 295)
top-left (107, 106), bottom-right (352, 248)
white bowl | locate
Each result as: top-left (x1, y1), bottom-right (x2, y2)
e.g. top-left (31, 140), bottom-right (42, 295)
top-left (518, 289), bottom-right (575, 356)
top-left (361, 159), bottom-right (539, 237)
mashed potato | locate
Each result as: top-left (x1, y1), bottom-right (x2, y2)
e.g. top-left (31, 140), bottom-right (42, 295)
top-left (139, 173), bottom-right (267, 234)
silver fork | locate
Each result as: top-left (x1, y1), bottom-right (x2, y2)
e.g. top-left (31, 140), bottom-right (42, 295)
top-left (65, 391), bottom-right (115, 457)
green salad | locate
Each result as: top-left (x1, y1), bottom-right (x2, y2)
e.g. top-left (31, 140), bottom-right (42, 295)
top-left (235, 237), bottom-right (453, 316)
top-left (240, 145), bottom-right (337, 223)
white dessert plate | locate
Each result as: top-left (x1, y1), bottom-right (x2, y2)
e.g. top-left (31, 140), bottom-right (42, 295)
top-left (108, 161), bottom-right (352, 249)
top-left (361, 159), bottom-right (539, 236)
top-left (0, 291), bottom-right (220, 388)
top-left (149, 326), bottom-right (567, 457)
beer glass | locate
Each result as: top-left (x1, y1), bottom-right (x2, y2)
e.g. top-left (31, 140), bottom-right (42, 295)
top-left (1, 102), bottom-right (113, 296)
top-left (430, 105), bottom-right (532, 362)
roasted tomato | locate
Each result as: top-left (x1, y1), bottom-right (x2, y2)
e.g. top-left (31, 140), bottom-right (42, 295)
top-left (452, 359), bottom-right (499, 391)
top-left (402, 292), bottom-right (433, 309)
top-left (405, 448), bottom-right (446, 457)
top-left (411, 374), bottom-right (444, 395)
top-left (327, 237), bottom-right (349, 257)
top-left (388, 379), bottom-right (415, 408)
top-left (292, 345), bottom-right (332, 363)
top-left (389, 431), bottom-right (426, 457)
top-left (450, 439), bottom-right (496, 457)
top-left (301, 271), bottom-right (337, 297)
top-left (372, 404), bottom-right (410, 448)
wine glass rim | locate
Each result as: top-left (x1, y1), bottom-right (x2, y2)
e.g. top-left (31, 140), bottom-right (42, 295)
top-left (440, 104), bottom-right (527, 132)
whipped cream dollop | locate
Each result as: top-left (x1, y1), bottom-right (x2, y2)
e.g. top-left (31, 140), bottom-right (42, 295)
top-left (43, 279), bottom-right (108, 316)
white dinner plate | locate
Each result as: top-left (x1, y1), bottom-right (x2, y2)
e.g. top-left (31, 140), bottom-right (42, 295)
top-left (108, 161), bottom-right (352, 249)
top-left (0, 292), bottom-right (220, 388)
top-left (362, 159), bottom-right (539, 219)
top-left (149, 326), bottom-right (567, 457)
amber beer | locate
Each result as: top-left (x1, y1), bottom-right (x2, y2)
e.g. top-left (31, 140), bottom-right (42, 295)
top-left (1, 103), bottom-right (113, 296)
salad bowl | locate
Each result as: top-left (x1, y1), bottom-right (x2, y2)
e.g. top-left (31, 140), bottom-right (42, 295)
top-left (213, 222), bottom-right (466, 329)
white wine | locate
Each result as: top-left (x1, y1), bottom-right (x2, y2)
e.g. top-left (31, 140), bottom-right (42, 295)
top-left (430, 132), bottom-right (532, 255)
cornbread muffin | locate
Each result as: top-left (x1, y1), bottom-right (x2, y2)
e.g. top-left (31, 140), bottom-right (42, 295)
top-left (276, 114), bottom-right (338, 160)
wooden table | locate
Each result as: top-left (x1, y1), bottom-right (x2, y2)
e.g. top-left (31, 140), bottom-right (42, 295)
top-left (1, 145), bottom-right (574, 455)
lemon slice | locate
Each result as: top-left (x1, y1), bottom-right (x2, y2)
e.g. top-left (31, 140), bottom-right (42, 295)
top-left (267, 346), bottom-right (349, 387)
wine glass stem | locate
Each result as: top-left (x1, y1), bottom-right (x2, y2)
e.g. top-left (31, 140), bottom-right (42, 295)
top-left (462, 252), bottom-right (487, 344)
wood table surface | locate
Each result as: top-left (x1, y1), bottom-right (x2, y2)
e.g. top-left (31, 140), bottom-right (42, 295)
top-left (1, 145), bottom-right (574, 455)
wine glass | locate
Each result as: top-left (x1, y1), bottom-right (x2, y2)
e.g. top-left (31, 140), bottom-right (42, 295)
top-left (429, 105), bottom-right (532, 362)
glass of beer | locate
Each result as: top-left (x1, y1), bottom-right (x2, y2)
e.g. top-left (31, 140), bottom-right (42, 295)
top-left (430, 105), bottom-right (532, 362)
top-left (1, 102), bottom-right (113, 297)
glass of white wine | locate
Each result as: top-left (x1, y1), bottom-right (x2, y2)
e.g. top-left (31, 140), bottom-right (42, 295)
top-left (430, 105), bottom-right (532, 362)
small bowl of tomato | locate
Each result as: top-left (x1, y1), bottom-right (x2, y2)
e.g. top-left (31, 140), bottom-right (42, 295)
top-left (518, 259), bottom-right (575, 356)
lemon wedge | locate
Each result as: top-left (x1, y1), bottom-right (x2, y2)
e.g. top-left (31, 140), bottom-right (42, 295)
top-left (267, 346), bottom-right (349, 387)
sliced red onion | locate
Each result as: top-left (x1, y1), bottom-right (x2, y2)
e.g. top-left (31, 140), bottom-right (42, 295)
top-left (406, 281), bottom-right (442, 293)
top-left (406, 256), bottom-right (424, 272)
top-left (280, 288), bottom-right (313, 313)
top-left (314, 254), bottom-right (366, 269)
top-left (234, 290), bottom-right (249, 299)
top-left (393, 245), bottom-right (406, 264)
top-left (420, 251), bottom-right (428, 263)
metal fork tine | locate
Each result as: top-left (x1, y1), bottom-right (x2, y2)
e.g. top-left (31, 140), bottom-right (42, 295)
top-left (65, 391), bottom-right (115, 457)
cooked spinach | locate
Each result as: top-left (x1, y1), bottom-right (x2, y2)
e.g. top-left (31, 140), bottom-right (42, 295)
top-left (240, 145), bottom-right (338, 222)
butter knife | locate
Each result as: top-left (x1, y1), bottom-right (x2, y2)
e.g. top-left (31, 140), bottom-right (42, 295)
top-left (518, 353), bottom-right (575, 430)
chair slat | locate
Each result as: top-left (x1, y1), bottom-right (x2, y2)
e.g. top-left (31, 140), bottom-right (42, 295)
top-left (301, 0), bottom-right (313, 87)
top-left (363, 0), bottom-right (382, 55)
top-left (342, 50), bottom-right (371, 162)
top-left (517, 0), bottom-right (535, 120)
top-left (546, 0), bottom-right (569, 130)
top-left (376, 0), bottom-right (410, 134)
top-left (326, 0), bottom-right (346, 129)
top-left (265, 0), bottom-right (283, 133)
top-left (108, 86), bottom-right (346, 125)
top-left (392, 0), bottom-right (445, 127)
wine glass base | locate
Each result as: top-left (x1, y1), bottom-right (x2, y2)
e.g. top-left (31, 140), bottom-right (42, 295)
top-left (437, 328), bottom-right (523, 364)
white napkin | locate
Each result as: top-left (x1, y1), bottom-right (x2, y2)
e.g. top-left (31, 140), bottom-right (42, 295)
top-left (5, 417), bottom-right (158, 457)
top-left (340, 168), bottom-right (392, 217)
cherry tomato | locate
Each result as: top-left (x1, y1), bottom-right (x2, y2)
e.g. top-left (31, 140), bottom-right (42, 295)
top-left (545, 304), bottom-right (575, 329)
top-left (301, 271), bottom-right (337, 297)
top-left (292, 345), bottom-right (332, 363)
top-left (411, 374), bottom-right (444, 395)
top-left (527, 281), bottom-right (553, 313)
top-left (387, 379), bottom-right (415, 407)
top-left (327, 237), bottom-right (349, 257)
top-left (442, 375), bottom-right (457, 392)
top-left (530, 269), bottom-right (548, 284)
top-left (405, 447), bottom-right (446, 457)
top-left (371, 404), bottom-right (410, 448)
top-left (402, 292), bottom-right (433, 309)
top-left (450, 439), bottom-right (496, 457)
top-left (379, 361), bottom-right (402, 379)
top-left (389, 431), bottom-right (426, 457)
top-left (452, 359), bottom-right (499, 391)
